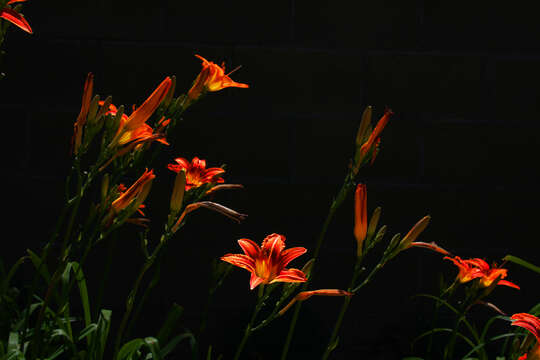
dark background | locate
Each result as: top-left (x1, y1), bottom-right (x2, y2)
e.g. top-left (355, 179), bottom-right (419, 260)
top-left (2, 1), bottom-right (540, 359)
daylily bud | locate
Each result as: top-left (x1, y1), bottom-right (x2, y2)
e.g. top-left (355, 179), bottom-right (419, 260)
top-left (170, 169), bottom-right (186, 215)
top-left (366, 206), bottom-right (381, 241)
top-left (354, 184), bottom-right (367, 257)
top-left (353, 108), bottom-right (393, 173)
top-left (398, 215), bottom-right (431, 251)
top-left (101, 173), bottom-right (110, 202)
top-left (72, 73), bottom-right (94, 155)
top-left (355, 106), bottom-right (372, 146)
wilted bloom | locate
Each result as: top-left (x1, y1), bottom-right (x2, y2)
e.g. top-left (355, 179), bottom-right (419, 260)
top-left (110, 169), bottom-right (155, 217)
top-left (171, 201), bottom-right (247, 233)
top-left (278, 289), bottom-right (353, 316)
top-left (167, 157), bottom-right (225, 191)
top-left (409, 241), bottom-right (450, 255)
top-left (511, 313), bottom-right (540, 360)
top-left (444, 256), bottom-right (520, 289)
top-left (1, 0), bottom-right (32, 34)
top-left (354, 184), bottom-right (367, 256)
top-left (187, 54), bottom-right (249, 101)
top-left (221, 233), bottom-right (307, 290)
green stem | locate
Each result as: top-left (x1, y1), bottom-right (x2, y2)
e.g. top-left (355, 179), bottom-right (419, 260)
top-left (280, 175), bottom-right (355, 360)
top-left (233, 285), bottom-right (265, 360)
top-left (321, 258), bottom-right (364, 360)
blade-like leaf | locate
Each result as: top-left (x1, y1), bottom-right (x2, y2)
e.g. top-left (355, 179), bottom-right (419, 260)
top-left (157, 303), bottom-right (183, 344)
top-left (503, 255), bottom-right (540, 274)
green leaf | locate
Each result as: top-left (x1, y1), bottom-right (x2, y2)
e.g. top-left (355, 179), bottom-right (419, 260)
top-left (117, 339), bottom-right (145, 360)
top-left (461, 333), bottom-right (523, 359)
top-left (503, 255), bottom-right (540, 274)
top-left (2, 256), bottom-right (27, 292)
top-left (143, 337), bottom-right (161, 360)
top-left (160, 333), bottom-right (196, 359)
top-left (70, 262), bottom-right (92, 330)
top-left (77, 323), bottom-right (98, 342)
top-left (27, 249), bottom-right (50, 282)
top-left (157, 303), bottom-right (183, 345)
top-left (412, 328), bottom-right (475, 349)
top-left (402, 358), bottom-right (425, 360)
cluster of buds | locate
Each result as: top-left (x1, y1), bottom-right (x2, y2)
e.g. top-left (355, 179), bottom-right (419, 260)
top-left (352, 107), bottom-right (393, 175)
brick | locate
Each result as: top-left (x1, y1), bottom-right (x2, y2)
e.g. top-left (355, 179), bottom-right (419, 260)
top-left (423, 1), bottom-right (540, 51)
top-left (2, 38), bottom-right (101, 106)
top-left (365, 53), bottom-right (487, 116)
top-left (160, 0), bottom-right (290, 44)
top-left (422, 122), bottom-right (540, 184)
top-left (493, 58), bottom-right (540, 122)
top-left (234, 47), bottom-right (367, 114)
top-left (294, 0), bottom-right (421, 50)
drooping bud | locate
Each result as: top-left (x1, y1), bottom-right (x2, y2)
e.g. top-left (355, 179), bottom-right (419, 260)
top-left (278, 289), bottom-right (353, 316)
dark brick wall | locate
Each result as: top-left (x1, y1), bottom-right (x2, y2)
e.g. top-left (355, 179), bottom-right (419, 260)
top-left (2, 1), bottom-right (540, 359)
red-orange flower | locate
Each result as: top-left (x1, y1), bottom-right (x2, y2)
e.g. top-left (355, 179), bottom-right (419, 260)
top-left (221, 233), bottom-right (307, 290)
top-left (511, 313), bottom-right (540, 343)
top-left (110, 77), bottom-right (172, 147)
top-left (167, 157), bottom-right (225, 191)
top-left (444, 256), bottom-right (485, 283)
top-left (444, 256), bottom-right (520, 289)
top-left (187, 54), bottom-right (249, 101)
top-left (111, 169), bottom-right (155, 215)
top-left (511, 313), bottom-right (540, 360)
top-left (1, 0), bottom-right (32, 34)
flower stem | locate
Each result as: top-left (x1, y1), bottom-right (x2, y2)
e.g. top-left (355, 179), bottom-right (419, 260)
top-left (280, 175), bottom-right (355, 360)
top-left (233, 285), bottom-right (265, 360)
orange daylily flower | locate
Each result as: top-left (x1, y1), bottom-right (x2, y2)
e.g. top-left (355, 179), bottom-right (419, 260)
top-left (278, 289), bottom-right (354, 316)
top-left (354, 184), bottom-right (367, 256)
top-left (1, 0), bottom-right (32, 34)
top-left (221, 233), bottom-right (307, 290)
top-left (444, 256), bottom-right (520, 289)
top-left (110, 77), bottom-right (172, 147)
top-left (167, 157), bottom-right (225, 191)
top-left (511, 313), bottom-right (540, 360)
top-left (110, 169), bottom-right (155, 216)
top-left (444, 256), bottom-right (485, 283)
top-left (187, 54), bottom-right (249, 101)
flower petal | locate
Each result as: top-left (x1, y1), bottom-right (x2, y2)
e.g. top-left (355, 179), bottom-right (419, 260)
top-left (249, 273), bottom-right (265, 290)
top-left (261, 233), bottom-right (286, 263)
top-left (279, 247), bottom-right (307, 268)
top-left (221, 254), bottom-right (255, 273)
top-left (271, 268), bottom-right (307, 284)
top-left (0, 8), bottom-right (32, 34)
top-left (238, 238), bottom-right (260, 258)
top-left (497, 280), bottom-right (520, 290)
